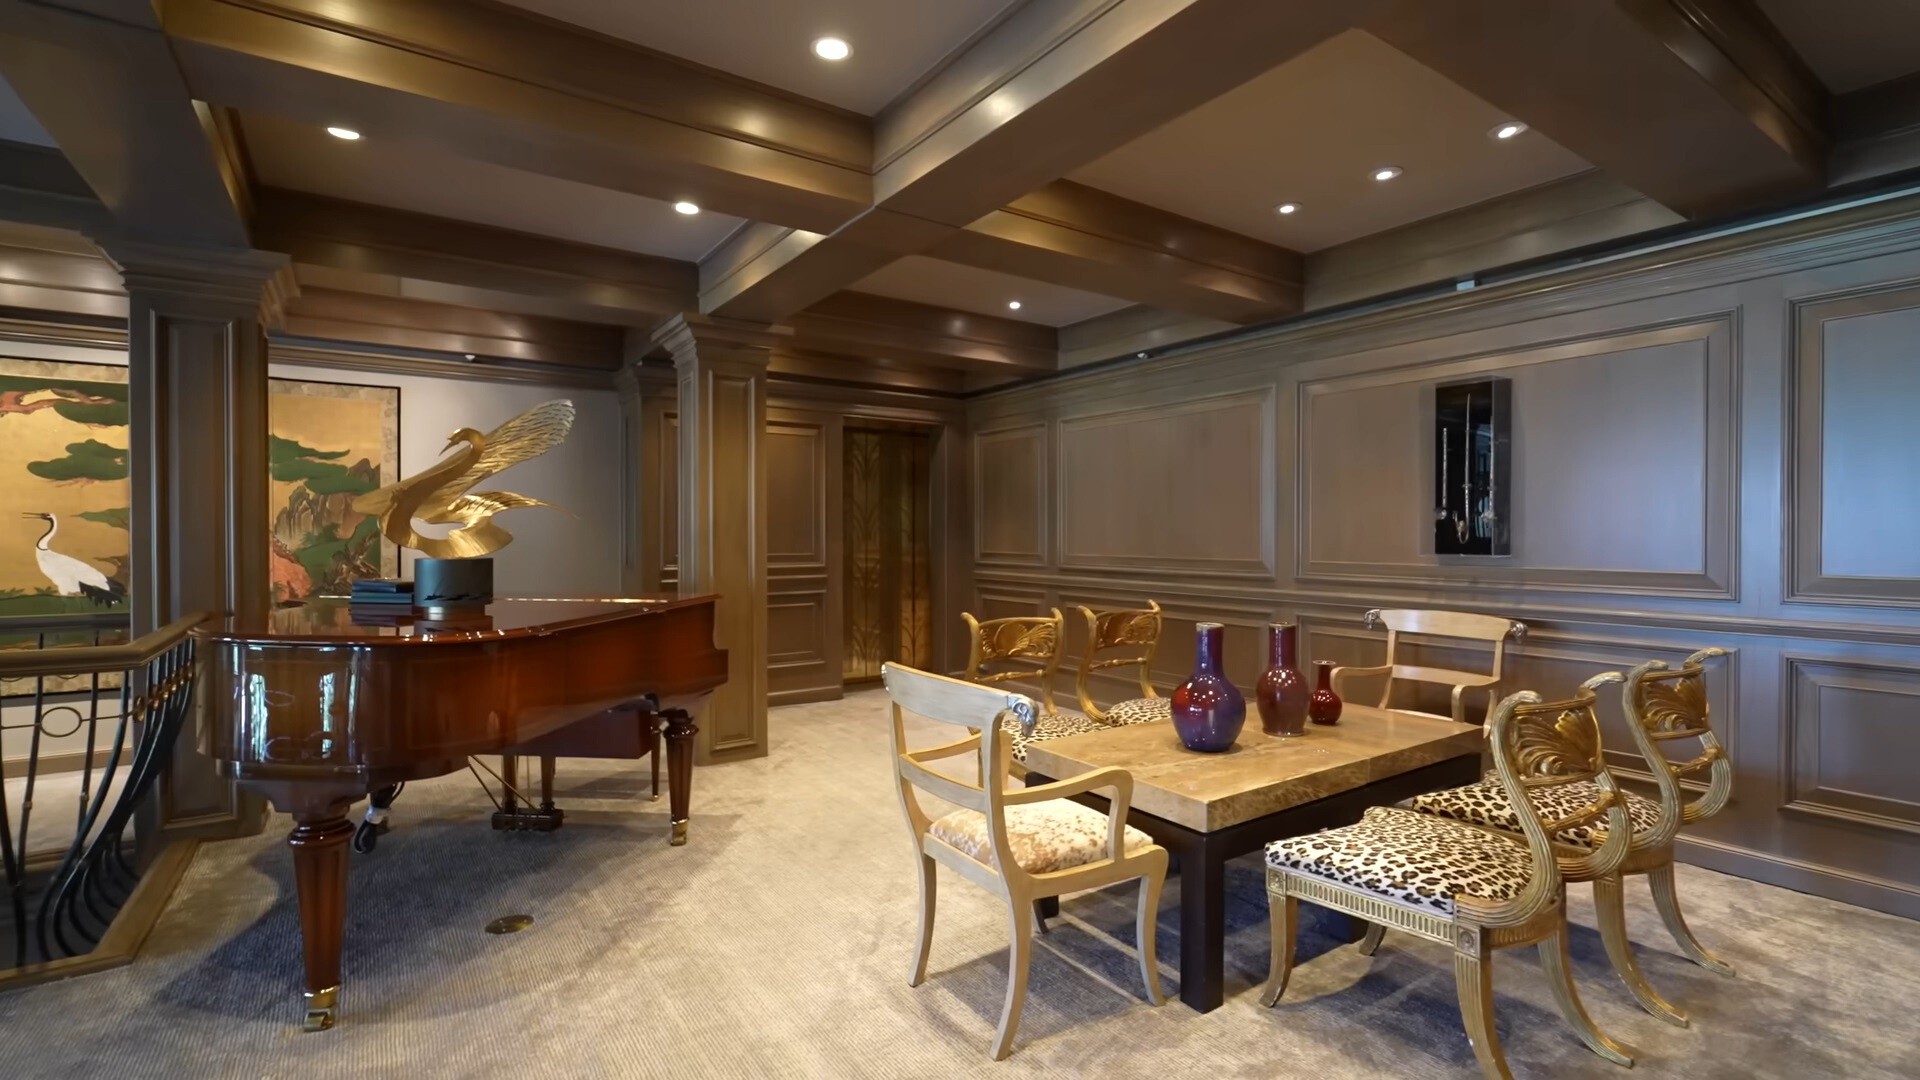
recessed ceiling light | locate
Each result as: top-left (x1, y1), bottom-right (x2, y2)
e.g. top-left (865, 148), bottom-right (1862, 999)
top-left (1372, 166), bottom-right (1403, 182)
top-left (673, 201), bottom-right (700, 215)
top-left (812, 37), bottom-right (850, 61)
top-left (1491, 121), bottom-right (1527, 141)
top-left (1276, 202), bottom-right (1299, 215)
top-left (1006, 300), bottom-right (1022, 311)
top-left (462, 353), bottom-right (476, 361)
top-left (326, 126), bottom-right (361, 141)
top-left (1136, 351), bottom-right (1149, 359)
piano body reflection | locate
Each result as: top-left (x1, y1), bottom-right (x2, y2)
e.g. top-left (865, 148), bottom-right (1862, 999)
top-left (196, 596), bottom-right (726, 1030)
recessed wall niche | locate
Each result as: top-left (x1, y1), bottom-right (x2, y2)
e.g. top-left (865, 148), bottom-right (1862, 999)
top-left (1433, 376), bottom-right (1511, 556)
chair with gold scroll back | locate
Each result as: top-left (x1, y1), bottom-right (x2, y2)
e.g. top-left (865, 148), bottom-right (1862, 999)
top-left (1332, 608), bottom-right (1527, 725)
top-left (1406, 648), bottom-right (1734, 1028)
top-left (1262, 678), bottom-right (1637, 1080)
top-left (883, 663), bottom-right (1167, 1059)
top-left (961, 608), bottom-right (1103, 769)
top-left (1074, 600), bottom-right (1172, 729)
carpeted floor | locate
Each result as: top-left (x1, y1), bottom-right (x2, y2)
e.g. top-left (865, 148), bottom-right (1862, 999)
top-left (3, 689), bottom-right (1917, 1079)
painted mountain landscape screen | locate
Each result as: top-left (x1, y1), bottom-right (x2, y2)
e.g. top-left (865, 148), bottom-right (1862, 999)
top-left (268, 379), bottom-right (399, 603)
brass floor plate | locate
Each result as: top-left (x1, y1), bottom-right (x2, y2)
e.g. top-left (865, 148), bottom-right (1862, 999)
top-left (485, 914), bottom-right (534, 934)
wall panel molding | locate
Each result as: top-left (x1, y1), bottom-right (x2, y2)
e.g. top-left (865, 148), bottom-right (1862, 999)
top-left (1786, 279), bottom-right (1920, 607)
top-left (1055, 387), bottom-right (1275, 579)
top-left (1783, 655), bottom-right (1920, 835)
top-left (973, 423), bottom-right (1047, 566)
top-left (1295, 317), bottom-right (1738, 599)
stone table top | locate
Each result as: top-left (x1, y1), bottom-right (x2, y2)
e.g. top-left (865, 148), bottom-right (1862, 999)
top-left (1021, 705), bottom-right (1486, 832)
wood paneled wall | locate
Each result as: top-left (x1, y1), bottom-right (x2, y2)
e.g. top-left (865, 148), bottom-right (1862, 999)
top-left (635, 379), bottom-right (967, 706)
top-left (965, 198), bottom-right (1920, 919)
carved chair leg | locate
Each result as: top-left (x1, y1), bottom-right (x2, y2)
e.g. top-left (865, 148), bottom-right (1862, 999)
top-left (992, 897), bottom-right (1035, 1061)
top-left (1648, 862), bottom-right (1734, 977)
top-left (1538, 919), bottom-right (1634, 1067)
top-left (908, 854), bottom-right (937, 987)
top-left (1358, 921), bottom-right (1387, 957)
top-left (1453, 928), bottom-right (1513, 1080)
top-left (1594, 874), bottom-right (1688, 1026)
top-left (1258, 891), bottom-right (1298, 1007)
top-left (1136, 850), bottom-right (1167, 1005)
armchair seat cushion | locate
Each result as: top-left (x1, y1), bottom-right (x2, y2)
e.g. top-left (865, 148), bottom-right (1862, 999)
top-left (1407, 775), bottom-right (1662, 847)
top-left (1265, 806), bottom-right (1531, 915)
top-left (1001, 711), bottom-right (1106, 763)
top-left (1105, 697), bottom-right (1170, 727)
top-left (930, 800), bottom-right (1154, 874)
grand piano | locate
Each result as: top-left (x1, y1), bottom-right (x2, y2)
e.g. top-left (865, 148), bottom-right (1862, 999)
top-left (196, 595), bottom-right (726, 1031)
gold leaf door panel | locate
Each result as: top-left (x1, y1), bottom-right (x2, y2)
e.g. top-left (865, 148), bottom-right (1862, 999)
top-left (843, 427), bottom-right (932, 681)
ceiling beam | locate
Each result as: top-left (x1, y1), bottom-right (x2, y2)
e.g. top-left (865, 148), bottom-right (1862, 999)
top-left (162, 0), bottom-right (872, 232)
top-left (252, 188), bottom-right (695, 323)
top-left (933, 181), bottom-right (1301, 324)
top-left (0, 0), bottom-right (249, 247)
top-left (789, 292), bottom-right (1057, 375)
top-left (0, 138), bottom-right (115, 233)
top-left (281, 286), bottom-right (625, 369)
top-left (1369, 0), bottom-right (1827, 220)
top-left (703, 0), bottom-right (1373, 322)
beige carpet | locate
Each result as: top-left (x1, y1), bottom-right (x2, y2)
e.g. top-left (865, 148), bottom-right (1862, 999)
top-left (2, 688), bottom-right (1917, 1079)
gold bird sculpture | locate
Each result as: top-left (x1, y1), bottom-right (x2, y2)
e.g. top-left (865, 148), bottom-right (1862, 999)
top-left (352, 399), bottom-right (575, 559)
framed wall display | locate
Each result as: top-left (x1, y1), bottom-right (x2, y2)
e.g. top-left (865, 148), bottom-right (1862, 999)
top-left (1433, 376), bottom-right (1511, 556)
top-left (268, 378), bottom-right (400, 603)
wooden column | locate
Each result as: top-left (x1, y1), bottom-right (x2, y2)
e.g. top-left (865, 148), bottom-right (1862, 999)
top-left (651, 314), bottom-right (788, 763)
top-left (107, 241), bottom-right (294, 839)
top-left (615, 336), bottom-right (675, 596)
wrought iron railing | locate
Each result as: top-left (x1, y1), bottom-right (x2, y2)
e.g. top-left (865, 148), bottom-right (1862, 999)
top-left (0, 612), bottom-right (204, 975)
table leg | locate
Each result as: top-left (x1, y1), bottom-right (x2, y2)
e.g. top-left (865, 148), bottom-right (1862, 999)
top-left (1177, 832), bottom-right (1228, 1013)
top-left (289, 812), bottom-right (353, 1031)
top-left (661, 708), bottom-right (696, 845)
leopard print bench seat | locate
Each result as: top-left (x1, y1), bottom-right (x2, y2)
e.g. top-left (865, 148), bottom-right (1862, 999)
top-left (929, 800), bottom-right (1154, 874)
top-left (1104, 697), bottom-right (1171, 726)
top-left (1408, 776), bottom-right (1662, 847)
top-left (1265, 806), bottom-right (1532, 915)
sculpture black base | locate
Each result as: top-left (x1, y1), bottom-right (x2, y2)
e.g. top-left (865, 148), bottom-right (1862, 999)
top-left (414, 557), bottom-right (493, 610)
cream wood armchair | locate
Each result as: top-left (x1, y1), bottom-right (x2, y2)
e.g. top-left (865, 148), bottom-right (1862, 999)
top-left (883, 663), bottom-right (1167, 1060)
top-left (1262, 680), bottom-right (1636, 1080)
top-left (1409, 648), bottom-right (1735, 1027)
top-left (1332, 608), bottom-right (1527, 724)
top-left (1074, 600), bottom-right (1171, 727)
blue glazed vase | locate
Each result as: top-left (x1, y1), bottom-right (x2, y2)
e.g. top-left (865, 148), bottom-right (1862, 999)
top-left (1171, 622), bottom-right (1245, 753)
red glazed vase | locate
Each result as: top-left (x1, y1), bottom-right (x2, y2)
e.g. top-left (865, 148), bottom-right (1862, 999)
top-left (1255, 622), bottom-right (1309, 737)
top-left (1308, 659), bottom-right (1343, 726)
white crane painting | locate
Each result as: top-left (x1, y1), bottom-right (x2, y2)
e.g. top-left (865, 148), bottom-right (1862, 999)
top-left (22, 512), bottom-right (125, 606)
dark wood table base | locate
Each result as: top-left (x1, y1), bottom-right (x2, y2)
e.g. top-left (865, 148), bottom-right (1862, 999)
top-left (1030, 753), bottom-right (1482, 1013)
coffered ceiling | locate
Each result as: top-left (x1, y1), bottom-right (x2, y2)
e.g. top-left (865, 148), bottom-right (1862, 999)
top-left (1, 0), bottom-right (1916, 384)
top-left (1071, 31), bottom-right (1591, 253)
top-left (496, 0), bottom-right (1021, 115)
top-left (240, 111), bottom-right (745, 262)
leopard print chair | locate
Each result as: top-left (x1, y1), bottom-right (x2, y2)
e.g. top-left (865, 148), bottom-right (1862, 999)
top-left (1263, 679), bottom-right (1637, 1080)
top-left (1074, 601), bottom-right (1171, 729)
top-left (1404, 648), bottom-right (1733, 1027)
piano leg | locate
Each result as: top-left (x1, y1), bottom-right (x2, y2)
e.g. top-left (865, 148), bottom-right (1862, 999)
top-left (661, 708), bottom-right (697, 846)
top-left (289, 811), bottom-right (354, 1031)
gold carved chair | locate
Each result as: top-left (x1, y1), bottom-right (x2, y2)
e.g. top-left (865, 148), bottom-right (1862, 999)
top-left (1074, 600), bottom-right (1171, 727)
top-left (1332, 608), bottom-right (1527, 725)
top-left (1262, 679), bottom-right (1636, 1080)
top-left (1407, 648), bottom-right (1733, 1027)
top-left (884, 663), bottom-right (1167, 1060)
top-left (962, 608), bottom-right (1105, 766)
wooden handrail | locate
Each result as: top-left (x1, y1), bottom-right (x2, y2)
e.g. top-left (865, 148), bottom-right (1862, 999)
top-left (0, 613), bottom-right (210, 679)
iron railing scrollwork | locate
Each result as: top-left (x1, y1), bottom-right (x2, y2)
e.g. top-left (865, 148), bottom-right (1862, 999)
top-left (0, 612), bottom-right (205, 973)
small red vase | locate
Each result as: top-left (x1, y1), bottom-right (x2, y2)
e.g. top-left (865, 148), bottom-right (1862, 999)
top-left (1256, 623), bottom-right (1308, 737)
top-left (1308, 659), bottom-right (1343, 726)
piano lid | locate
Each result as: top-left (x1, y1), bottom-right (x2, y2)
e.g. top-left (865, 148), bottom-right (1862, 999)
top-left (197, 595), bottom-right (715, 646)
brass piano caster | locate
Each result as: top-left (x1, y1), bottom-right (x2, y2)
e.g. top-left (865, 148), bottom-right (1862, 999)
top-left (670, 819), bottom-right (688, 846)
top-left (303, 985), bottom-right (340, 1032)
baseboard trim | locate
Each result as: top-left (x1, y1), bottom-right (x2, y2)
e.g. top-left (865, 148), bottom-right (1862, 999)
top-left (0, 838), bottom-right (198, 993)
top-left (769, 686), bottom-right (845, 707)
top-left (1677, 834), bottom-right (1920, 920)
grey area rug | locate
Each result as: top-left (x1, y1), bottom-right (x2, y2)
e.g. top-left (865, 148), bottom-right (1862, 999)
top-left (2, 689), bottom-right (1916, 1079)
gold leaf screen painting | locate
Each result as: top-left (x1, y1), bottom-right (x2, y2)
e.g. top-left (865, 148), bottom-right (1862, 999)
top-left (268, 378), bottom-right (399, 603)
